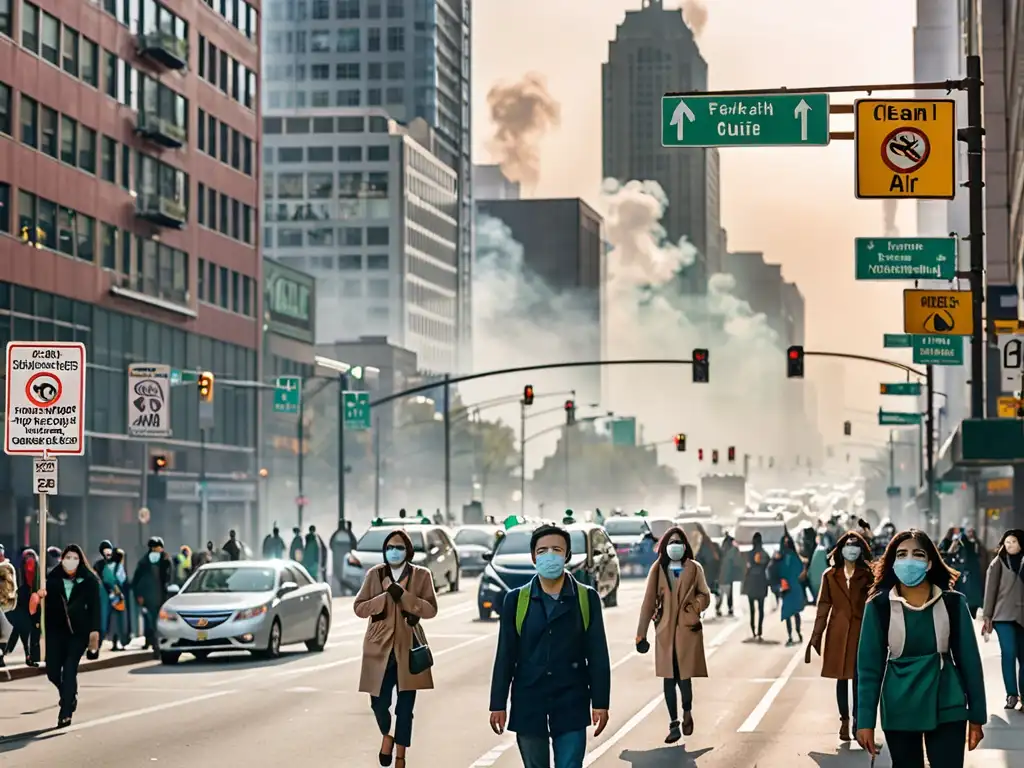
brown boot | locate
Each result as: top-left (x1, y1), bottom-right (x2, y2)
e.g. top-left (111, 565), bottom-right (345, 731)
top-left (839, 718), bottom-right (851, 742)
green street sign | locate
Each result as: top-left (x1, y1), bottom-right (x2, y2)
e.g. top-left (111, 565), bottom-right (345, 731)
top-left (170, 369), bottom-right (199, 386)
top-left (661, 93), bottom-right (830, 148)
top-left (912, 335), bottom-right (964, 365)
top-left (878, 410), bottom-right (921, 426)
top-left (610, 418), bottom-right (636, 447)
top-left (886, 486), bottom-right (902, 498)
top-left (273, 376), bottom-right (302, 414)
top-left (883, 333), bottom-right (913, 348)
top-left (937, 481), bottom-right (961, 494)
top-left (854, 237), bottom-right (956, 280)
top-left (880, 382), bottom-right (921, 396)
top-left (343, 391), bottom-right (371, 431)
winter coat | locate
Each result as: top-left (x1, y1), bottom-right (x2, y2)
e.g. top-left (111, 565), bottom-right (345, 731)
top-left (718, 540), bottom-right (745, 584)
top-left (262, 534), bottom-right (286, 559)
top-left (696, 540), bottom-right (721, 586)
top-left (354, 563), bottom-right (438, 696)
top-left (636, 559), bottom-right (711, 680)
top-left (44, 564), bottom-right (102, 641)
top-left (741, 547), bottom-right (770, 600)
top-left (808, 564), bottom-right (871, 679)
top-left (808, 547), bottom-right (829, 597)
top-left (773, 549), bottom-right (806, 621)
top-left (983, 553), bottom-right (1024, 626)
top-left (132, 552), bottom-right (173, 606)
top-left (303, 534), bottom-right (323, 578)
top-left (289, 534), bottom-right (304, 562)
top-left (954, 538), bottom-right (984, 614)
top-left (222, 538), bottom-right (242, 561)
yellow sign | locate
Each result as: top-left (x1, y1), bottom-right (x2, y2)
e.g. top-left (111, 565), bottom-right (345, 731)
top-left (987, 508), bottom-right (1002, 520)
top-left (994, 319), bottom-right (1024, 335)
top-left (903, 289), bottom-right (973, 335)
top-left (997, 396), bottom-right (1023, 418)
top-left (855, 99), bottom-right (956, 199)
top-left (986, 477), bottom-right (1012, 494)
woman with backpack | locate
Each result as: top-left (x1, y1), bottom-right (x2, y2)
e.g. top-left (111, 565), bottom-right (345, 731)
top-left (635, 526), bottom-right (711, 745)
top-left (981, 528), bottom-right (1024, 709)
top-left (856, 529), bottom-right (986, 766)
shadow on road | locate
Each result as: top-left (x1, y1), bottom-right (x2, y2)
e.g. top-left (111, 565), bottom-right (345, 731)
top-left (0, 727), bottom-right (63, 752)
top-left (741, 638), bottom-right (781, 646)
top-left (128, 649), bottom-right (313, 675)
top-left (970, 713), bottom-right (1024, 751)
top-left (618, 745), bottom-right (712, 766)
top-left (808, 743), bottom-right (887, 767)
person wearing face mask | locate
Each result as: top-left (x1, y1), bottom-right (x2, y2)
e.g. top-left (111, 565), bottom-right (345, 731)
top-left (354, 529), bottom-right (438, 767)
top-left (488, 524), bottom-right (611, 768)
top-left (981, 528), bottom-right (1024, 709)
top-left (856, 530), bottom-right (986, 767)
top-left (44, 544), bottom-right (101, 727)
top-left (805, 531), bottom-right (872, 742)
top-left (92, 541), bottom-right (114, 644)
top-left (132, 537), bottom-right (172, 653)
top-left (635, 527), bottom-right (711, 744)
top-left (742, 532), bottom-right (770, 640)
top-left (771, 534), bottom-right (807, 646)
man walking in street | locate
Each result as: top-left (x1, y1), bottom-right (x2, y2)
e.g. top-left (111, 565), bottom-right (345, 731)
top-left (488, 524), bottom-right (611, 768)
top-left (262, 525), bottom-right (286, 559)
top-left (222, 530), bottom-right (242, 561)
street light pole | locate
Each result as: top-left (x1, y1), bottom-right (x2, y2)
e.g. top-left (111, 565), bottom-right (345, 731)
top-left (374, 412), bottom-right (381, 518)
top-left (337, 371), bottom-right (349, 528)
top-left (443, 374), bottom-right (451, 523)
top-left (297, 390), bottom-right (305, 529)
top-left (519, 399), bottom-right (526, 517)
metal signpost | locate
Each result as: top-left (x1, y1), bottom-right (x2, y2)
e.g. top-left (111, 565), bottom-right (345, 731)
top-left (5, 341), bottom-right (87, 662)
top-left (854, 237), bottom-right (956, 280)
top-left (661, 93), bottom-right (830, 147)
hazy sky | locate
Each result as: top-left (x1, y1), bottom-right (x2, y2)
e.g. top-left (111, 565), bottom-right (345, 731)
top-left (472, 0), bottom-right (922, 449)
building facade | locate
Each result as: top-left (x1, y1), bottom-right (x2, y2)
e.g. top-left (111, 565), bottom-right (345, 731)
top-left (473, 163), bottom-right (519, 201)
top-left (260, 0), bottom-right (473, 370)
top-left (721, 251), bottom-right (804, 348)
top-left (0, 0), bottom-right (262, 554)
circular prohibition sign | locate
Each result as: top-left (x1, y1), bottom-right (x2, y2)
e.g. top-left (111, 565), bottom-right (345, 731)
top-left (24, 371), bottom-right (63, 408)
top-left (881, 126), bottom-right (931, 174)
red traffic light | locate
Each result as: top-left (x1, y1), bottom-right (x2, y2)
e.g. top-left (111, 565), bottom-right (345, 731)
top-left (523, 385), bottom-right (535, 405)
top-left (698, 448), bottom-right (704, 461)
top-left (152, 455), bottom-right (168, 473)
top-left (788, 348), bottom-right (800, 359)
top-left (564, 399), bottom-right (574, 411)
top-left (727, 446), bottom-right (735, 462)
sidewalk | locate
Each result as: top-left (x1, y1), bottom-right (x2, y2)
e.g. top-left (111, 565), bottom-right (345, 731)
top-left (2, 636), bottom-right (153, 682)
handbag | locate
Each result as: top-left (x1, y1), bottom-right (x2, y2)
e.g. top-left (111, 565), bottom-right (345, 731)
top-left (408, 622), bottom-right (433, 675)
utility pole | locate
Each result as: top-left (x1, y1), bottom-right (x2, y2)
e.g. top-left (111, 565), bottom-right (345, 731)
top-left (336, 371), bottom-right (349, 528)
top-left (964, 54), bottom-right (986, 419)
top-left (373, 412), bottom-right (381, 518)
top-left (519, 399), bottom-right (526, 517)
top-left (297, 390), bottom-right (305, 529)
top-left (926, 364), bottom-right (936, 530)
top-left (443, 374), bottom-right (451, 523)
top-left (564, 423), bottom-right (570, 509)
top-left (199, 428), bottom-right (208, 546)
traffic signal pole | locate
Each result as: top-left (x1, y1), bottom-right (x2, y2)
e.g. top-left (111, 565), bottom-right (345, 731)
top-left (964, 54), bottom-right (985, 419)
top-left (926, 364), bottom-right (937, 531)
top-left (199, 428), bottom-right (208, 548)
top-left (519, 399), bottom-right (526, 517)
top-left (337, 371), bottom-right (349, 528)
top-left (297, 391), bottom-right (306, 529)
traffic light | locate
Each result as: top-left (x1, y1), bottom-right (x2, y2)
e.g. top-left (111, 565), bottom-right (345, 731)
top-left (151, 455), bottom-right (168, 474)
top-left (787, 346), bottom-right (804, 378)
top-left (564, 399), bottom-right (576, 425)
top-left (712, 449), bottom-right (719, 465)
top-left (843, 420), bottom-right (852, 436)
top-left (523, 385), bottom-right (534, 406)
top-left (728, 446), bottom-right (736, 462)
top-left (674, 433), bottom-right (686, 452)
top-left (692, 348), bottom-right (709, 383)
top-left (698, 448), bottom-right (704, 461)
top-left (198, 371), bottom-right (214, 402)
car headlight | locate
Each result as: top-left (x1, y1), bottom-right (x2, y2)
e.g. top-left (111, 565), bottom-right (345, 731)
top-left (158, 608), bottom-right (178, 622)
top-left (236, 605), bottom-right (268, 621)
top-left (481, 565), bottom-right (504, 591)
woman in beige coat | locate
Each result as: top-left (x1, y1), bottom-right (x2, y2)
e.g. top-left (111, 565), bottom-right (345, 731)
top-left (354, 528), bottom-right (438, 768)
top-left (635, 526), bottom-right (712, 744)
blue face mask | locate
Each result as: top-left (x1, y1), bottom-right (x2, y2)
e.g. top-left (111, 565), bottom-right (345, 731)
top-left (148, 551), bottom-right (160, 564)
top-left (385, 546), bottom-right (406, 565)
top-left (535, 552), bottom-right (566, 580)
top-left (893, 558), bottom-right (928, 587)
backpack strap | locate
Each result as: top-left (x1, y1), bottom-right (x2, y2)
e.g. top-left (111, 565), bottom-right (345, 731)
top-left (941, 591), bottom-right (961, 659)
top-left (577, 580), bottom-right (590, 632)
top-left (515, 576), bottom-right (591, 635)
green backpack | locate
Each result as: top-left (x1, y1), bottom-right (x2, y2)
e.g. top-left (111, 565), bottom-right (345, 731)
top-left (515, 577), bottom-right (590, 635)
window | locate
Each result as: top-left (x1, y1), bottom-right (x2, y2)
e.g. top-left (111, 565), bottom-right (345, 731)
top-left (100, 136), bottom-right (116, 181)
top-left (0, 0), bottom-right (10, 38)
top-left (57, 206), bottom-right (74, 255)
top-left (386, 26), bottom-right (404, 51)
top-left (20, 1), bottom-right (39, 54)
top-left (0, 82), bottom-right (9, 135)
top-left (277, 228), bottom-right (303, 247)
top-left (336, 62), bottom-right (359, 79)
top-left (120, 144), bottom-right (130, 189)
top-left (80, 37), bottom-right (98, 86)
top-left (311, 63), bottom-right (329, 80)
top-left (78, 125), bottom-right (96, 173)
top-left (218, 265), bottom-right (229, 307)
top-left (340, 226), bottom-right (362, 245)
top-left (40, 11), bottom-right (57, 65)
top-left (0, 183), bottom-right (10, 234)
top-left (61, 26), bottom-right (78, 76)
top-left (336, 0), bottom-right (359, 18)
top-left (311, 0), bottom-right (329, 18)
top-left (387, 61), bottom-right (404, 80)
top-left (367, 27), bottom-right (379, 52)
top-left (278, 147), bottom-right (303, 163)
top-left (368, 279), bottom-right (389, 298)
top-left (308, 227), bottom-right (333, 246)
top-left (385, 87), bottom-right (403, 104)
top-left (278, 173), bottom-right (303, 198)
top-left (311, 90), bottom-right (330, 107)
top-left (368, 62), bottom-right (381, 80)
top-left (367, 88), bottom-right (381, 106)
top-left (76, 214), bottom-right (95, 261)
top-left (231, 271), bottom-right (240, 312)
top-left (337, 116), bottom-right (363, 132)
top-left (19, 94), bottom-right (37, 148)
top-left (336, 89), bottom-right (360, 106)
top-left (101, 223), bottom-right (117, 269)
top-left (310, 30), bottom-right (330, 52)
top-left (308, 172), bottom-right (332, 198)
top-left (336, 28), bottom-right (359, 52)
top-left (342, 279), bottom-right (362, 296)
top-left (60, 115), bottom-right (76, 165)
top-left (367, 254), bottom-right (388, 269)
top-left (366, 0), bottom-right (381, 18)
top-left (386, 0), bottom-right (403, 17)
top-left (36, 196), bottom-right (55, 248)
top-left (103, 50), bottom-right (117, 98)
top-left (17, 190), bottom-right (35, 241)
top-left (368, 144), bottom-right (389, 161)
top-left (367, 226), bottom-right (388, 245)
top-left (338, 145), bottom-right (361, 161)
top-left (39, 105), bottom-right (57, 157)
top-left (307, 146), bottom-right (333, 162)
top-left (338, 171), bottom-right (362, 197)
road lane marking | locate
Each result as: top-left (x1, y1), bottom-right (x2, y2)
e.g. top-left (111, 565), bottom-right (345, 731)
top-left (736, 645), bottom-right (804, 733)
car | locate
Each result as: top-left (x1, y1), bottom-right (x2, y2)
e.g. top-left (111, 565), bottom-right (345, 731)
top-left (453, 524), bottom-right (501, 576)
top-left (675, 517), bottom-right (726, 547)
top-left (477, 521), bottom-right (621, 620)
top-left (603, 515), bottom-right (658, 574)
top-left (156, 560), bottom-right (332, 665)
top-left (732, 518), bottom-right (789, 558)
top-left (341, 517), bottom-right (461, 594)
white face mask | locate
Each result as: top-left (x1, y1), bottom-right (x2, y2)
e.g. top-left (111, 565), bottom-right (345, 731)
top-left (841, 545), bottom-right (861, 562)
top-left (666, 543), bottom-right (685, 562)
top-left (62, 556), bottom-right (80, 573)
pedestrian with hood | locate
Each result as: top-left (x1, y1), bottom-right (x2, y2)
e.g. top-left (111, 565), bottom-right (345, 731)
top-left (263, 524), bottom-right (287, 559)
top-left (635, 526), bottom-right (710, 743)
top-left (807, 533), bottom-right (830, 604)
top-left (132, 537), bottom-right (172, 652)
top-left (488, 524), bottom-right (611, 768)
top-left (856, 529), bottom-right (987, 766)
top-left (0, 556), bottom-right (16, 666)
top-left (742, 532), bottom-right (770, 640)
top-left (7, 548), bottom-right (41, 664)
top-left (981, 528), bottom-right (1024, 709)
top-left (304, 525), bottom-right (324, 581)
top-left (44, 544), bottom-right (101, 727)
top-left (192, 540), bottom-right (216, 568)
top-left (104, 548), bottom-right (130, 650)
top-left (805, 530), bottom-right (872, 742)
top-left (46, 546), bottom-right (61, 572)
top-left (222, 530), bottom-right (242, 561)
top-left (92, 541), bottom-right (114, 636)
top-left (771, 533), bottom-right (807, 646)
top-left (289, 526), bottom-right (304, 562)
top-left (354, 528), bottom-right (439, 767)
top-left (716, 532), bottom-right (744, 616)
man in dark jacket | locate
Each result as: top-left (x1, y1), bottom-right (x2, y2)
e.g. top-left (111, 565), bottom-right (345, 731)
top-left (329, 521), bottom-right (357, 594)
top-left (132, 537), bottom-right (172, 652)
top-left (488, 524), bottom-right (611, 768)
top-left (303, 525), bottom-right (325, 581)
top-left (262, 525), bottom-right (287, 559)
top-left (7, 548), bottom-right (41, 664)
top-left (222, 530), bottom-right (242, 561)
top-left (289, 527), bottom-right (304, 562)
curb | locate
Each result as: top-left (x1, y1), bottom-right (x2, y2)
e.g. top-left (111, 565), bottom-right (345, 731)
top-left (1, 650), bottom-right (155, 682)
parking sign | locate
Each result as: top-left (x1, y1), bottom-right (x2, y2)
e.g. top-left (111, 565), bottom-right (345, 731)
top-left (5, 342), bottom-right (87, 456)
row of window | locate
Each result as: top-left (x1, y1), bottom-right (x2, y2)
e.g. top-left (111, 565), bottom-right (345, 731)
top-left (196, 183), bottom-right (254, 245)
top-left (272, 224), bottom-right (389, 249)
top-left (266, 171), bottom-right (389, 200)
top-left (197, 35), bottom-right (257, 111)
top-left (262, 198), bottom-right (391, 224)
top-left (199, 0), bottom-right (258, 41)
top-left (263, 114), bottom-right (389, 135)
top-left (103, 53), bottom-right (189, 136)
top-left (266, 86), bottom-right (407, 110)
top-left (18, 3), bottom-right (100, 87)
top-left (196, 109), bottom-right (254, 176)
top-left (102, 224), bottom-right (190, 307)
top-left (266, 0), bottom-right (405, 22)
top-left (267, 144), bottom-right (389, 165)
top-left (0, 184), bottom-right (96, 262)
top-left (276, 253), bottom-right (387, 273)
top-left (15, 90), bottom-right (99, 174)
top-left (99, 0), bottom-right (188, 51)
top-left (196, 257), bottom-right (256, 317)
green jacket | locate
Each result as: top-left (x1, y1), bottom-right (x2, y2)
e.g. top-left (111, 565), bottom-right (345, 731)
top-left (856, 588), bottom-right (985, 731)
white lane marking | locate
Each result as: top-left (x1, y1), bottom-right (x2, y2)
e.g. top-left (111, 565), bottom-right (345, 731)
top-left (736, 645), bottom-right (805, 733)
top-left (581, 619), bottom-right (744, 766)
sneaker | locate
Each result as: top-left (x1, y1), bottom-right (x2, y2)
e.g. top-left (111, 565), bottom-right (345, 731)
top-left (1005, 695), bottom-right (1019, 709)
top-left (682, 711), bottom-right (694, 736)
top-left (665, 721), bottom-right (682, 744)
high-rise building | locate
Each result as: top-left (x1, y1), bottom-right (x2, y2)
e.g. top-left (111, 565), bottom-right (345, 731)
top-left (602, 0), bottom-right (721, 292)
top-left (261, 0), bottom-right (473, 370)
top-left (0, 0), bottom-right (262, 550)
top-left (474, 164), bottom-right (520, 201)
top-left (721, 251), bottom-right (804, 348)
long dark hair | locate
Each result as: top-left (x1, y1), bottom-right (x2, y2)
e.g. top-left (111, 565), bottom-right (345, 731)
top-left (58, 544), bottom-right (97, 576)
top-left (381, 529), bottom-right (415, 565)
top-left (656, 526), bottom-right (694, 567)
top-left (828, 530), bottom-right (872, 569)
top-left (869, 529), bottom-right (958, 598)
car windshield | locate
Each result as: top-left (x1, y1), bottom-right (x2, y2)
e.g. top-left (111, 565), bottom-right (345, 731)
top-left (494, 529), bottom-right (586, 555)
top-left (185, 567), bottom-right (277, 593)
top-left (648, 519), bottom-right (674, 539)
top-left (356, 529), bottom-right (426, 552)
top-left (455, 529), bottom-right (497, 548)
top-left (604, 518), bottom-right (646, 535)
top-left (733, 522), bottom-right (787, 547)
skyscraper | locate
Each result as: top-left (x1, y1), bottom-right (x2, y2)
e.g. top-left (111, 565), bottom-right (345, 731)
top-left (602, 0), bottom-right (721, 293)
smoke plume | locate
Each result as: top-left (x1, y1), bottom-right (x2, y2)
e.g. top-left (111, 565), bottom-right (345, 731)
top-left (882, 200), bottom-right (899, 237)
top-left (682, 0), bottom-right (709, 37)
top-left (485, 73), bottom-right (562, 189)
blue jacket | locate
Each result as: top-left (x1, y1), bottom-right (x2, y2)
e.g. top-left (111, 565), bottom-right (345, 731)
top-left (488, 575), bottom-right (611, 737)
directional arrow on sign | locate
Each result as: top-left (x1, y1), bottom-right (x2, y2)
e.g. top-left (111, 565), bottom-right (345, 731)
top-left (794, 99), bottom-right (811, 141)
top-left (670, 100), bottom-right (695, 142)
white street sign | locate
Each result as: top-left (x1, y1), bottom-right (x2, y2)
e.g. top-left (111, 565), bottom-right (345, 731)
top-left (999, 334), bottom-right (1024, 391)
top-left (128, 364), bottom-right (172, 437)
top-left (32, 457), bottom-right (58, 495)
top-left (4, 342), bottom-right (86, 456)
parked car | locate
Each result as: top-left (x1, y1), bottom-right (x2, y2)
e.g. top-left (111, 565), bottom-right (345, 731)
top-left (453, 524), bottom-right (501, 576)
top-left (340, 517), bottom-right (461, 593)
top-left (156, 560), bottom-right (332, 665)
top-left (604, 515), bottom-right (658, 575)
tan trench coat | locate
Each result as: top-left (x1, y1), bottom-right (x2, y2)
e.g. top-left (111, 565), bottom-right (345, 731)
top-left (808, 564), bottom-right (870, 680)
top-left (636, 559), bottom-right (712, 679)
top-left (354, 563), bottom-right (438, 696)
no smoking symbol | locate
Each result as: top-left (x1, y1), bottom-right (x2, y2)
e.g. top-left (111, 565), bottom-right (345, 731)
top-left (25, 371), bottom-right (62, 408)
top-left (882, 127), bottom-right (930, 174)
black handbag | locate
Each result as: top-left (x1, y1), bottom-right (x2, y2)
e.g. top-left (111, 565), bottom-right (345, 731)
top-left (408, 623), bottom-right (433, 675)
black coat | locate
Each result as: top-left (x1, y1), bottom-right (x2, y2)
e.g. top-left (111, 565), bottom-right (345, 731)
top-left (44, 566), bottom-right (101, 641)
top-left (742, 547), bottom-right (770, 600)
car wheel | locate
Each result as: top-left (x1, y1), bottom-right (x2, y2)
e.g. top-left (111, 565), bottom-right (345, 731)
top-left (160, 651), bottom-right (181, 665)
top-left (603, 577), bottom-right (620, 608)
top-left (192, 651), bottom-right (211, 661)
top-left (447, 571), bottom-right (460, 593)
top-left (305, 610), bottom-right (330, 652)
top-left (260, 618), bottom-right (282, 660)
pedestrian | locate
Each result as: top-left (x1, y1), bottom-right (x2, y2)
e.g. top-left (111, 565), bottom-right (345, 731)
top-left (398, 508), bottom-right (407, 519)
top-left (192, 540), bottom-right (216, 568)
top-left (105, 548), bottom-right (130, 650)
top-left (330, 521), bottom-right (358, 594)
top-left (716, 532), bottom-right (744, 616)
top-left (304, 525), bottom-right (323, 581)
top-left (354, 528), bottom-right (438, 767)
top-left (7, 548), bottom-right (41, 665)
top-left (91, 541), bottom-right (114, 639)
top-left (805, 530), bottom-right (872, 742)
top-left (0, 557), bottom-right (16, 667)
top-left (488, 523), bottom-right (611, 768)
top-left (132, 537), bottom-right (172, 652)
top-left (981, 528), bottom-right (1024, 709)
top-left (262, 524), bottom-right (287, 559)
top-left (46, 546), bottom-right (61, 572)
top-left (690, 523), bottom-right (721, 613)
top-left (856, 529), bottom-right (987, 766)
top-left (635, 526), bottom-right (710, 743)
top-left (289, 527), bottom-right (304, 562)
top-left (222, 530), bottom-right (242, 561)
top-left (807, 533), bottom-right (829, 603)
top-left (741, 532), bottom-right (770, 640)
top-left (956, 528), bottom-right (984, 617)
top-left (44, 544), bottom-right (102, 727)
top-left (770, 533), bottom-right (806, 646)
top-left (174, 545), bottom-right (193, 585)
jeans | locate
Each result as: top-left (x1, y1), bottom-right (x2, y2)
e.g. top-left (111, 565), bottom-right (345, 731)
top-left (5, 609), bottom-right (40, 661)
top-left (516, 729), bottom-right (588, 768)
top-left (139, 604), bottom-right (158, 647)
top-left (46, 635), bottom-right (87, 716)
top-left (715, 586), bottom-right (734, 614)
top-left (107, 606), bottom-right (129, 646)
top-left (370, 654), bottom-right (417, 748)
top-left (663, 678), bottom-right (694, 721)
top-left (993, 621), bottom-right (1024, 697)
top-left (836, 674), bottom-right (858, 722)
top-left (785, 614), bottom-right (802, 638)
top-left (748, 597), bottom-right (765, 636)
top-left (884, 720), bottom-right (967, 768)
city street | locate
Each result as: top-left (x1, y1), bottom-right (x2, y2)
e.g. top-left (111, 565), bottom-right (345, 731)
top-left (1, 577), bottom-right (1020, 766)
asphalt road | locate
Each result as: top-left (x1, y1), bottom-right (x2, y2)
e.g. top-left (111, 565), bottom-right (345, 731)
top-left (1, 577), bottom-right (1021, 766)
